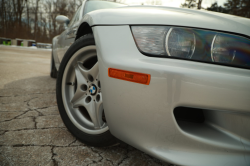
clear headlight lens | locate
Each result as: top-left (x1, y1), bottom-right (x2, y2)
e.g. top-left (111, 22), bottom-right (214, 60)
top-left (131, 26), bottom-right (170, 55)
top-left (131, 26), bottom-right (250, 68)
top-left (166, 28), bottom-right (196, 59)
top-left (211, 34), bottom-right (233, 63)
top-left (211, 33), bottom-right (250, 67)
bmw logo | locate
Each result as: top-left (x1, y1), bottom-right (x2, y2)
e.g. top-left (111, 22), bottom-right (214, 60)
top-left (89, 85), bottom-right (97, 95)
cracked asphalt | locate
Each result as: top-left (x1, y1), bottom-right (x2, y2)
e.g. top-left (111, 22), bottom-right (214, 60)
top-left (0, 46), bottom-right (174, 166)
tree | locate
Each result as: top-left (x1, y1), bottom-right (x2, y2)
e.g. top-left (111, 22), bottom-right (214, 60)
top-left (181, 0), bottom-right (197, 8)
top-left (181, 0), bottom-right (203, 9)
top-left (207, 2), bottom-right (229, 14)
top-left (0, 0), bottom-right (81, 43)
top-left (33, 0), bottom-right (40, 41)
top-left (207, 0), bottom-right (250, 18)
top-left (224, 0), bottom-right (250, 18)
top-left (197, 0), bottom-right (202, 9)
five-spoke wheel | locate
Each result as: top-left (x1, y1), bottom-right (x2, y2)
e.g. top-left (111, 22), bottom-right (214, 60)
top-left (56, 34), bottom-right (116, 146)
top-left (62, 46), bottom-right (107, 134)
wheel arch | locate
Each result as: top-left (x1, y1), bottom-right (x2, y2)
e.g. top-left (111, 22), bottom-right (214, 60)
top-left (75, 22), bottom-right (93, 41)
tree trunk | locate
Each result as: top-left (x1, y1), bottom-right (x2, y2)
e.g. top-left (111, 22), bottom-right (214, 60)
top-left (197, 0), bottom-right (202, 9)
top-left (26, 0), bottom-right (30, 34)
top-left (34, 0), bottom-right (39, 40)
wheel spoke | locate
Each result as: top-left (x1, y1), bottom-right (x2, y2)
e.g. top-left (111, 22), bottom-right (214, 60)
top-left (70, 65), bottom-right (87, 107)
top-left (71, 90), bottom-right (86, 108)
top-left (89, 62), bottom-right (99, 80)
top-left (78, 62), bottom-right (99, 81)
top-left (75, 64), bottom-right (88, 85)
top-left (95, 93), bottom-right (104, 126)
top-left (84, 97), bottom-right (103, 129)
top-left (72, 61), bottom-right (103, 128)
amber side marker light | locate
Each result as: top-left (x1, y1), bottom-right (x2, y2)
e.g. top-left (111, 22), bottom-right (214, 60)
top-left (108, 68), bottom-right (151, 85)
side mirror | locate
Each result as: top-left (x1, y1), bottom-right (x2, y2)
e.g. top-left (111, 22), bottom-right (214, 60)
top-left (56, 15), bottom-right (70, 25)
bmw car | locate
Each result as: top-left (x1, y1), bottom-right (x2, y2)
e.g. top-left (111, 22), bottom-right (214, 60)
top-left (51, 0), bottom-right (250, 165)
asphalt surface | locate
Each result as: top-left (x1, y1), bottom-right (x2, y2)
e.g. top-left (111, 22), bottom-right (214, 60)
top-left (0, 46), bottom-right (174, 166)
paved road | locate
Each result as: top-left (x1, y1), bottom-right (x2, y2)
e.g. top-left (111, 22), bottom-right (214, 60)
top-left (0, 46), bottom-right (174, 166)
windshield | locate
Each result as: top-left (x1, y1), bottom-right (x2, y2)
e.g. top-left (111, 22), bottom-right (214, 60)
top-left (84, 1), bottom-right (126, 15)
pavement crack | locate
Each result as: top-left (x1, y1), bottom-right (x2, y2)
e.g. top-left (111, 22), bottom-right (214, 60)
top-left (36, 110), bottom-right (44, 116)
top-left (106, 158), bottom-right (114, 166)
top-left (51, 146), bottom-right (58, 166)
top-left (25, 96), bottom-right (41, 107)
top-left (12, 144), bottom-right (35, 147)
top-left (38, 127), bottom-right (66, 129)
top-left (87, 161), bottom-right (95, 166)
top-left (24, 97), bottom-right (38, 103)
top-left (33, 117), bottom-right (37, 129)
top-left (15, 110), bottom-right (30, 118)
top-left (0, 131), bottom-right (7, 135)
top-left (0, 110), bottom-right (29, 123)
top-left (118, 149), bottom-right (130, 165)
top-left (68, 138), bottom-right (77, 146)
top-left (36, 106), bottom-right (55, 110)
top-left (90, 147), bottom-right (103, 162)
top-left (2, 127), bottom-right (66, 132)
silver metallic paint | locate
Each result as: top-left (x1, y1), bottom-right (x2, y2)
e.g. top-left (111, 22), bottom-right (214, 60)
top-left (52, 36), bottom-right (60, 70)
top-left (52, 5), bottom-right (250, 166)
top-left (93, 25), bottom-right (250, 166)
top-left (87, 6), bottom-right (250, 36)
top-left (57, 1), bottom-right (87, 62)
top-left (53, 6), bottom-right (250, 69)
top-left (56, 15), bottom-right (70, 24)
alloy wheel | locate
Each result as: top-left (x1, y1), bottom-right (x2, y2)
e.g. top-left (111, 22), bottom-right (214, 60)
top-left (61, 46), bottom-right (108, 134)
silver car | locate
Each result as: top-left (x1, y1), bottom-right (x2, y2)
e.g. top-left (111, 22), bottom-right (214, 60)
top-left (51, 1), bottom-right (250, 165)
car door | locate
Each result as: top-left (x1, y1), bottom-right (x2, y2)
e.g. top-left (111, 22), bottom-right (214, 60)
top-left (57, 2), bottom-right (85, 62)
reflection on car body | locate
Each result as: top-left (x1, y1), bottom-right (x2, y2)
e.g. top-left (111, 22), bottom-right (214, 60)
top-left (50, 1), bottom-right (250, 166)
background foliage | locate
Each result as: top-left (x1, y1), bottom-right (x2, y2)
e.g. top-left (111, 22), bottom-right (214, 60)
top-left (0, 0), bottom-right (82, 43)
top-left (0, 0), bottom-right (249, 43)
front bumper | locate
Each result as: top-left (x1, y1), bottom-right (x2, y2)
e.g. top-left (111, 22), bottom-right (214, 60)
top-left (93, 25), bottom-right (250, 166)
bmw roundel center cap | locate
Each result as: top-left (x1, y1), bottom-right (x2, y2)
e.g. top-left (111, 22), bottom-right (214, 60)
top-left (89, 85), bottom-right (97, 95)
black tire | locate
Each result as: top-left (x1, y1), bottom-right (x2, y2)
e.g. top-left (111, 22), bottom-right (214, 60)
top-left (50, 53), bottom-right (58, 78)
top-left (56, 34), bottom-right (117, 147)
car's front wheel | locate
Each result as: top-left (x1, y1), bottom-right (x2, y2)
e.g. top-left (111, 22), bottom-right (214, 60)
top-left (56, 34), bottom-right (117, 146)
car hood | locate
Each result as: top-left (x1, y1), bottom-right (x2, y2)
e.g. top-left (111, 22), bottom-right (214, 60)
top-left (86, 6), bottom-right (250, 36)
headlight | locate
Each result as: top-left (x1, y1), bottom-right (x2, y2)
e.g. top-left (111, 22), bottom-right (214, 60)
top-left (131, 26), bottom-right (250, 69)
top-left (131, 26), bottom-right (170, 55)
top-left (166, 28), bottom-right (196, 59)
